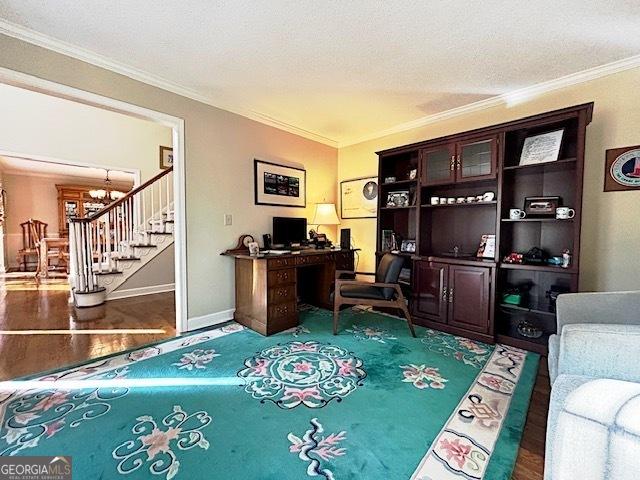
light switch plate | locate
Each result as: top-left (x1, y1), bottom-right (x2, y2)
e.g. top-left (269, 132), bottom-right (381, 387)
top-left (224, 214), bottom-right (233, 226)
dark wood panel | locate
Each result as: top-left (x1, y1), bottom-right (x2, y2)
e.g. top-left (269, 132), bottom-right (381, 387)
top-left (448, 265), bottom-right (491, 333)
top-left (412, 261), bottom-right (448, 323)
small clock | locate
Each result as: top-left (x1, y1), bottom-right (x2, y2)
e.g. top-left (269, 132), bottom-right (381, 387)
top-left (225, 234), bottom-right (256, 254)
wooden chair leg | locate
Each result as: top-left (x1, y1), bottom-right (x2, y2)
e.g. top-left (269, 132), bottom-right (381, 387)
top-left (396, 288), bottom-right (416, 337)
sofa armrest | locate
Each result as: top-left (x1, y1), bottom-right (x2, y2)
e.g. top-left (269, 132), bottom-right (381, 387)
top-left (557, 324), bottom-right (640, 383)
top-left (556, 291), bottom-right (640, 332)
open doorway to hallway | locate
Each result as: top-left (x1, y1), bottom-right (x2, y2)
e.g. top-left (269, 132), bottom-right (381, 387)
top-left (0, 81), bottom-right (183, 380)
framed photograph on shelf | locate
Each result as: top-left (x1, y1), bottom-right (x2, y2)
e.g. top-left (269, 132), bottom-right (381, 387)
top-left (381, 229), bottom-right (394, 251)
top-left (519, 129), bottom-right (564, 165)
top-left (340, 176), bottom-right (378, 219)
top-left (476, 234), bottom-right (496, 259)
top-left (523, 196), bottom-right (560, 217)
top-left (400, 239), bottom-right (416, 253)
top-left (159, 146), bottom-right (173, 169)
top-left (386, 190), bottom-right (410, 208)
top-left (254, 159), bottom-right (306, 207)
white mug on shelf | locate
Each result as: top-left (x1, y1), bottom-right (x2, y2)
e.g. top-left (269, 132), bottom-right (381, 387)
top-left (556, 207), bottom-right (575, 219)
top-left (447, 197), bottom-right (456, 204)
top-left (430, 196), bottom-right (439, 205)
top-left (509, 208), bottom-right (526, 220)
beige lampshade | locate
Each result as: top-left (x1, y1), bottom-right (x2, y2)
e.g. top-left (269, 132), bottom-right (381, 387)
top-left (311, 203), bottom-right (340, 225)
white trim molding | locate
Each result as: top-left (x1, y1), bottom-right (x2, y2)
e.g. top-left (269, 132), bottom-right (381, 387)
top-left (0, 19), bottom-right (338, 148)
top-left (0, 66), bottom-right (189, 335)
top-left (108, 283), bottom-right (176, 301)
top-left (2, 20), bottom-right (640, 151)
top-left (188, 309), bottom-right (236, 331)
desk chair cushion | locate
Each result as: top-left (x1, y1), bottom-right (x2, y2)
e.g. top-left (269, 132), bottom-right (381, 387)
top-left (339, 284), bottom-right (386, 300)
top-left (376, 253), bottom-right (405, 299)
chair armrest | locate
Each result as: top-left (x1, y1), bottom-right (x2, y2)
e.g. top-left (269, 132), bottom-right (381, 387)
top-left (335, 279), bottom-right (401, 290)
top-left (556, 291), bottom-right (640, 331)
top-left (557, 324), bottom-right (640, 383)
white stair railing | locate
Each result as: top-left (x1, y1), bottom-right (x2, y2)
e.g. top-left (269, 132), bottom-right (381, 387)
top-left (68, 167), bottom-right (173, 303)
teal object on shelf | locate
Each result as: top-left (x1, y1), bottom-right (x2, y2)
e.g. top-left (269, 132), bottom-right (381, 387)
top-left (503, 293), bottom-right (522, 305)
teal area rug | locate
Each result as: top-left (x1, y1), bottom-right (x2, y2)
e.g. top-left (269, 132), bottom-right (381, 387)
top-left (0, 308), bottom-right (538, 479)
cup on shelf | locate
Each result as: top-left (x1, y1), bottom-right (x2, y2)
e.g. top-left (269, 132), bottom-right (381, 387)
top-left (447, 197), bottom-right (456, 204)
top-left (430, 196), bottom-right (440, 205)
top-left (456, 197), bottom-right (465, 204)
top-left (439, 198), bottom-right (447, 205)
top-left (482, 191), bottom-right (495, 202)
top-left (556, 207), bottom-right (575, 219)
top-left (466, 196), bottom-right (476, 203)
top-left (509, 208), bottom-right (526, 220)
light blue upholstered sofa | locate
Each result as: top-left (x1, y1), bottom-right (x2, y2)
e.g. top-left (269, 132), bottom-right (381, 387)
top-left (545, 291), bottom-right (640, 480)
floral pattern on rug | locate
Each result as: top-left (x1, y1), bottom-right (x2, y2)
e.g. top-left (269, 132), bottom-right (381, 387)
top-left (0, 367), bottom-right (131, 456)
top-left (288, 418), bottom-right (346, 480)
top-left (284, 326), bottom-right (311, 338)
top-left (345, 324), bottom-right (397, 344)
top-left (113, 405), bottom-right (211, 480)
top-left (433, 430), bottom-right (489, 476)
top-left (400, 364), bottom-right (448, 390)
top-left (421, 329), bottom-right (492, 369)
top-left (172, 349), bottom-right (220, 371)
top-left (237, 341), bottom-right (366, 409)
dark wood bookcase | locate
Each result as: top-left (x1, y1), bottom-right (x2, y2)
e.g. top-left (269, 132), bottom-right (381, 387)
top-left (375, 103), bottom-right (593, 354)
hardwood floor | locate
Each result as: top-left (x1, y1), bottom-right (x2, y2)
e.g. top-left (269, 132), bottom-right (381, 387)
top-left (513, 357), bottom-right (550, 480)
top-left (0, 275), bottom-right (176, 380)
top-left (0, 274), bottom-right (549, 478)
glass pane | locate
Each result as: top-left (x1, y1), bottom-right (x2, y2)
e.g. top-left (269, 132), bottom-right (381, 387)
top-left (424, 149), bottom-right (451, 183)
top-left (460, 140), bottom-right (492, 178)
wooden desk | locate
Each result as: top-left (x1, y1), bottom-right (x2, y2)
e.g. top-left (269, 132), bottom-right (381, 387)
top-left (224, 249), bottom-right (356, 335)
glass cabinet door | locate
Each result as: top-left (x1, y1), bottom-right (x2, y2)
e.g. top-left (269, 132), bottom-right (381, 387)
top-left (456, 135), bottom-right (497, 182)
top-left (421, 144), bottom-right (456, 186)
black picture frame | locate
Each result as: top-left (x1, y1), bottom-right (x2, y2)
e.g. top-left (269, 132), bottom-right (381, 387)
top-left (254, 159), bottom-right (306, 208)
top-left (523, 196), bottom-right (561, 217)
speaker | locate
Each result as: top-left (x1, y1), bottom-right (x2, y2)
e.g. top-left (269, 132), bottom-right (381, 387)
top-left (263, 234), bottom-right (272, 250)
top-left (340, 228), bottom-right (351, 250)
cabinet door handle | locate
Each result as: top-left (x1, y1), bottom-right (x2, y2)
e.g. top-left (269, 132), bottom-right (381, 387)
top-left (456, 155), bottom-right (461, 171)
top-left (449, 287), bottom-right (454, 303)
top-left (450, 155), bottom-right (456, 171)
top-left (442, 288), bottom-right (448, 302)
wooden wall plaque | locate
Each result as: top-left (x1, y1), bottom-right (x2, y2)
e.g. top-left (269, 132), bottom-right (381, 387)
top-left (605, 145), bottom-right (640, 192)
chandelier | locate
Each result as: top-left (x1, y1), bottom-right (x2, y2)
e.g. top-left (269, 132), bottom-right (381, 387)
top-left (89, 169), bottom-right (126, 203)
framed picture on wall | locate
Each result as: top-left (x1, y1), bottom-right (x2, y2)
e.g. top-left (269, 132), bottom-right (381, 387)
top-left (254, 159), bottom-right (306, 207)
top-left (604, 144), bottom-right (640, 192)
top-left (159, 146), bottom-right (173, 169)
top-left (340, 176), bottom-right (378, 219)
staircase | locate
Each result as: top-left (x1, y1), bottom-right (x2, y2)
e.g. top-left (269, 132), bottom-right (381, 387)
top-left (68, 167), bottom-right (174, 307)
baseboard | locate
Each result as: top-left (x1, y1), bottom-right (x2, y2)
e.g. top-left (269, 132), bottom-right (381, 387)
top-left (107, 283), bottom-right (175, 300)
top-left (188, 308), bottom-right (236, 331)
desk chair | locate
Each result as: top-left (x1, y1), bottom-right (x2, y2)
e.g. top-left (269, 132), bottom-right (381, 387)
top-left (332, 253), bottom-right (416, 337)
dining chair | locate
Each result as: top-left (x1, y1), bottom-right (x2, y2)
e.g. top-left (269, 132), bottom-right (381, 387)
top-left (332, 252), bottom-right (416, 337)
top-left (16, 219), bottom-right (47, 271)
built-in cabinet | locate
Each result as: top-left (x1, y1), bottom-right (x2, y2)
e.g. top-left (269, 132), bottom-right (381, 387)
top-left (376, 103), bottom-right (593, 354)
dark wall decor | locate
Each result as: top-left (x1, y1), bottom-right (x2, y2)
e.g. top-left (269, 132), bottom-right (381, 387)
top-left (604, 145), bottom-right (640, 192)
top-left (254, 159), bottom-right (306, 207)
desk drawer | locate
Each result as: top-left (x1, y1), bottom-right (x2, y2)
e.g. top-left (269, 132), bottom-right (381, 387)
top-left (268, 285), bottom-right (296, 304)
top-left (268, 257), bottom-right (294, 269)
top-left (295, 254), bottom-right (327, 266)
top-left (268, 301), bottom-right (297, 321)
top-left (268, 268), bottom-right (295, 287)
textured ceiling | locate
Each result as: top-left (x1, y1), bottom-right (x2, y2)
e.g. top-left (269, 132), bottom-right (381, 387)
top-left (1, 0), bottom-right (639, 145)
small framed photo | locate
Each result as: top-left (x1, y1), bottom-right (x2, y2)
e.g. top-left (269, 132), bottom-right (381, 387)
top-left (408, 168), bottom-right (417, 180)
top-left (381, 229), bottom-right (394, 251)
top-left (476, 234), bottom-right (496, 259)
top-left (524, 196), bottom-right (561, 217)
top-left (159, 146), bottom-right (173, 169)
top-left (386, 191), bottom-right (409, 208)
top-left (400, 239), bottom-right (416, 253)
top-left (519, 129), bottom-right (564, 165)
top-left (247, 241), bottom-right (260, 256)
top-left (384, 176), bottom-right (396, 184)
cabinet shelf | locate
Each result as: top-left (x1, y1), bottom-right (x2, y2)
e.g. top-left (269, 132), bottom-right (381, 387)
top-left (422, 201), bottom-right (497, 209)
top-left (498, 302), bottom-right (556, 317)
top-left (381, 179), bottom-right (417, 187)
top-left (499, 263), bottom-right (577, 274)
top-left (380, 206), bottom-right (417, 211)
top-left (501, 218), bottom-right (574, 223)
top-left (503, 158), bottom-right (576, 172)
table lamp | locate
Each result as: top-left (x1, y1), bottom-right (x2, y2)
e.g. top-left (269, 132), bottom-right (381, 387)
top-left (310, 203), bottom-right (340, 248)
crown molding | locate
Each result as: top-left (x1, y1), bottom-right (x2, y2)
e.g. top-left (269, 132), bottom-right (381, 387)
top-left (2, 19), bottom-right (639, 151)
top-left (338, 53), bottom-right (640, 147)
top-left (0, 19), bottom-right (339, 148)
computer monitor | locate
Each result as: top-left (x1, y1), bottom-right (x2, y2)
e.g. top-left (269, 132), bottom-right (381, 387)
top-left (273, 217), bottom-right (307, 246)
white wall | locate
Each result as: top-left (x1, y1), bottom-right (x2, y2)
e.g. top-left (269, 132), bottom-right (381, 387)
top-left (0, 82), bottom-right (172, 182)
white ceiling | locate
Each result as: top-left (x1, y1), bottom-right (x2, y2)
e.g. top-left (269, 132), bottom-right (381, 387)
top-left (1, 1), bottom-right (639, 146)
top-left (0, 156), bottom-right (134, 183)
